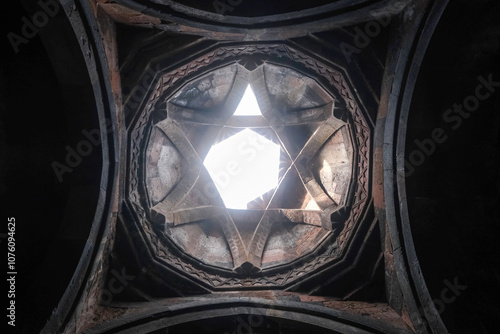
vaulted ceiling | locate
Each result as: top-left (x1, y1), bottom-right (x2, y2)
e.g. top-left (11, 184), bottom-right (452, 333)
top-left (2, 1), bottom-right (499, 333)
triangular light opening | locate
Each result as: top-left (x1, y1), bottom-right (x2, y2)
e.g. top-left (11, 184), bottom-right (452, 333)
top-left (233, 85), bottom-right (262, 116)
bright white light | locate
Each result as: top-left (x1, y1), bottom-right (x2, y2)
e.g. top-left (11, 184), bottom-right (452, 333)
top-left (305, 198), bottom-right (321, 211)
top-left (233, 85), bottom-right (262, 116)
top-left (204, 129), bottom-right (280, 209)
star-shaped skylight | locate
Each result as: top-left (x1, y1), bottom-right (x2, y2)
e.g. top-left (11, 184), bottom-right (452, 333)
top-left (203, 85), bottom-right (280, 209)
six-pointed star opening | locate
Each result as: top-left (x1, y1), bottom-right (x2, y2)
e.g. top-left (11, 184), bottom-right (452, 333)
top-left (204, 85), bottom-right (280, 209)
top-left (142, 62), bottom-right (357, 272)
